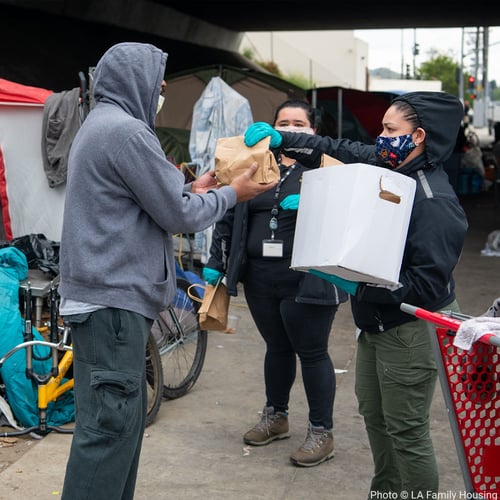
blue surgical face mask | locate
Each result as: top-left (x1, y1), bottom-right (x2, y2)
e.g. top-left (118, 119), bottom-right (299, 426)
top-left (376, 134), bottom-right (416, 168)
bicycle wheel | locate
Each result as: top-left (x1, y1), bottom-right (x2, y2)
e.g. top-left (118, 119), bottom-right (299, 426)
top-left (151, 277), bottom-right (208, 399)
top-left (145, 331), bottom-right (163, 427)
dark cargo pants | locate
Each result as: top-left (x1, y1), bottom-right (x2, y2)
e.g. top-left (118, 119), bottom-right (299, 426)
top-left (61, 308), bottom-right (152, 500)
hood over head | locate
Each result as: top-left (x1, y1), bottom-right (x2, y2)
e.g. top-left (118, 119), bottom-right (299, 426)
top-left (92, 42), bottom-right (167, 128)
top-left (391, 91), bottom-right (463, 166)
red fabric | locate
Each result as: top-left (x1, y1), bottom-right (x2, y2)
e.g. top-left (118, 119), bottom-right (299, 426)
top-left (0, 78), bottom-right (53, 104)
top-left (0, 146), bottom-right (13, 240)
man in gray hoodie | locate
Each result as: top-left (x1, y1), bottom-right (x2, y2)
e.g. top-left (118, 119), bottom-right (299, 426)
top-left (58, 42), bottom-right (275, 500)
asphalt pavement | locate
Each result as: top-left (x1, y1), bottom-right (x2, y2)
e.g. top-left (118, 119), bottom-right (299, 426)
top-left (1, 131), bottom-right (499, 499)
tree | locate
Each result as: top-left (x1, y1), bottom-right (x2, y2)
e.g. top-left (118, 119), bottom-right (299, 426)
top-left (418, 54), bottom-right (500, 101)
top-left (418, 54), bottom-right (460, 95)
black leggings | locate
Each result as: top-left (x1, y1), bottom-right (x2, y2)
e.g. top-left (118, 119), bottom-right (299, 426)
top-left (243, 275), bottom-right (338, 429)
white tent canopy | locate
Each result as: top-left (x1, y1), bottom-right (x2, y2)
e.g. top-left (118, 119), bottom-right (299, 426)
top-left (0, 79), bottom-right (65, 242)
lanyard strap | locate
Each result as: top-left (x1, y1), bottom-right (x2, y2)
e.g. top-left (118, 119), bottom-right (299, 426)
top-left (269, 163), bottom-right (297, 239)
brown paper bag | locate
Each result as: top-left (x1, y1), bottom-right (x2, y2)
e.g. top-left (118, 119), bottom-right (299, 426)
top-left (188, 279), bottom-right (230, 331)
top-left (320, 154), bottom-right (344, 167)
top-left (215, 136), bottom-right (280, 186)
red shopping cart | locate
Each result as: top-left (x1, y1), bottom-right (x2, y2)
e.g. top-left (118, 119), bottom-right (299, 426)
top-left (400, 303), bottom-right (500, 498)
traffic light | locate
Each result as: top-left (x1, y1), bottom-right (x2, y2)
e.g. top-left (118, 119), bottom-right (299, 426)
top-left (467, 75), bottom-right (476, 100)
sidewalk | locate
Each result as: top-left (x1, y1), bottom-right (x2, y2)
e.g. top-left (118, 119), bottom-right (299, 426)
top-left (1, 192), bottom-right (499, 499)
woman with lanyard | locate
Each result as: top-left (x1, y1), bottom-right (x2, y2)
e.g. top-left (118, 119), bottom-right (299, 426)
top-left (202, 100), bottom-right (348, 467)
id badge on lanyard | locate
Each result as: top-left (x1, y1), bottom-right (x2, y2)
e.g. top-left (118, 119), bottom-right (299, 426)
top-left (262, 239), bottom-right (283, 257)
top-left (262, 163), bottom-right (296, 258)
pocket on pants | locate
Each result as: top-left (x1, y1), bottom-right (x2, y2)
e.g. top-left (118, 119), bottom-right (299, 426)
top-left (90, 369), bottom-right (140, 437)
top-left (384, 363), bottom-right (435, 387)
top-left (68, 312), bottom-right (97, 364)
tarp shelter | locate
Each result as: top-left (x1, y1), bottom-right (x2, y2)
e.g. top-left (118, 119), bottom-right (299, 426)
top-left (308, 87), bottom-right (398, 143)
top-left (0, 79), bottom-right (67, 242)
top-left (189, 76), bottom-right (254, 175)
top-left (155, 73), bottom-right (399, 164)
top-left (155, 65), bottom-right (307, 165)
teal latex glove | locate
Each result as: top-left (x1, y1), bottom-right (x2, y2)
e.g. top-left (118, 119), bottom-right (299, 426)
top-left (280, 194), bottom-right (300, 211)
top-left (309, 269), bottom-right (359, 296)
top-left (244, 122), bottom-right (282, 148)
top-left (202, 267), bottom-right (223, 286)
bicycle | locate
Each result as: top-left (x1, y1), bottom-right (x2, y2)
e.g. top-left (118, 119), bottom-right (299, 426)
top-left (151, 275), bottom-right (207, 399)
top-left (0, 279), bottom-right (163, 437)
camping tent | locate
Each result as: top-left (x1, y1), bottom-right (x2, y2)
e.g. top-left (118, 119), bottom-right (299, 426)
top-left (156, 73), bottom-right (400, 164)
top-left (155, 65), bottom-right (307, 165)
top-left (0, 79), bottom-right (66, 242)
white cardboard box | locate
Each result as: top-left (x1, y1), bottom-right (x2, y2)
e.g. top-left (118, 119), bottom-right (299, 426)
top-left (291, 163), bottom-right (416, 285)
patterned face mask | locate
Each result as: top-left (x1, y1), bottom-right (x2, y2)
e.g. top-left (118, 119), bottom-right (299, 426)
top-left (376, 134), bottom-right (416, 168)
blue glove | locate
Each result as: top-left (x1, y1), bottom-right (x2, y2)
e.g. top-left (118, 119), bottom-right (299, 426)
top-left (309, 270), bottom-right (359, 296)
top-left (280, 194), bottom-right (300, 211)
top-left (202, 267), bottom-right (223, 286)
top-left (244, 122), bottom-right (282, 148)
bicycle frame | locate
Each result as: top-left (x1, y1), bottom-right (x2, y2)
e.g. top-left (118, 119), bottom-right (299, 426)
top-left (1, 279), bottom-right (163, 435)
top-left (0, 284), bottom-right (74, 437)
top-left (35, 339), bottom-right (73, 418)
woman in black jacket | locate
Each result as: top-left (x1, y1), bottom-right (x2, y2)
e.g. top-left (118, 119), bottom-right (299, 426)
top-left (244, 91), bottom-right (469, 498)
top-left (203, 100), bottom-right (348, 468)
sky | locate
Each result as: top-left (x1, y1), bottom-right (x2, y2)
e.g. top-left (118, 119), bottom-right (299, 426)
top-left (354, 27), bottom-right (500, 83)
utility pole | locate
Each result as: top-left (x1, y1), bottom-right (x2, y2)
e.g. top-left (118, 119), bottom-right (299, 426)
top-left (459, 27), bottom-right (465, 103)
top-left (400, 29), bottom-right (405, 79)
top-left (474, 27), bottom-right (480, 86)
top-left (309, 58), bottom-right (313, 89)
top-left (412, 28), bottom-right (419, 78)
top-left (482, 26), bottom-right (489, 130)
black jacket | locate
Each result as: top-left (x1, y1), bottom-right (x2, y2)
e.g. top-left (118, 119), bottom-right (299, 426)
top-left (276, 91), bottom-right (468, 332)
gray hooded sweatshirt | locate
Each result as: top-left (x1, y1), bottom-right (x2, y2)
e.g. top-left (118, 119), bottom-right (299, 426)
top-left (58, 42), bottom-right (236, 319)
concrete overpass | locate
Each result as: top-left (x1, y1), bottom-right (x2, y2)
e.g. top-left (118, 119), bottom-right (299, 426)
top-left (1, 0), bottom-right (500, 90)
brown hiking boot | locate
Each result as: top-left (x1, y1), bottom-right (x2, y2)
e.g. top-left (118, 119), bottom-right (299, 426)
top-left (290, 424), bottom-right (334, 467)
top-left (243, 406), bottom-right (290, 446)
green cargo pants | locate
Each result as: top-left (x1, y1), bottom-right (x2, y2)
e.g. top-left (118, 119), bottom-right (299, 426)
top-left (355, 300), bottom-right (460, 499)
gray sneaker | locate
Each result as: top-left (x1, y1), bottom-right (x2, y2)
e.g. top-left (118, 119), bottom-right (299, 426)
top-left (290, 424), bottom-right (334, 467)
top-left (243, 406), bottom-right (290, 446)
